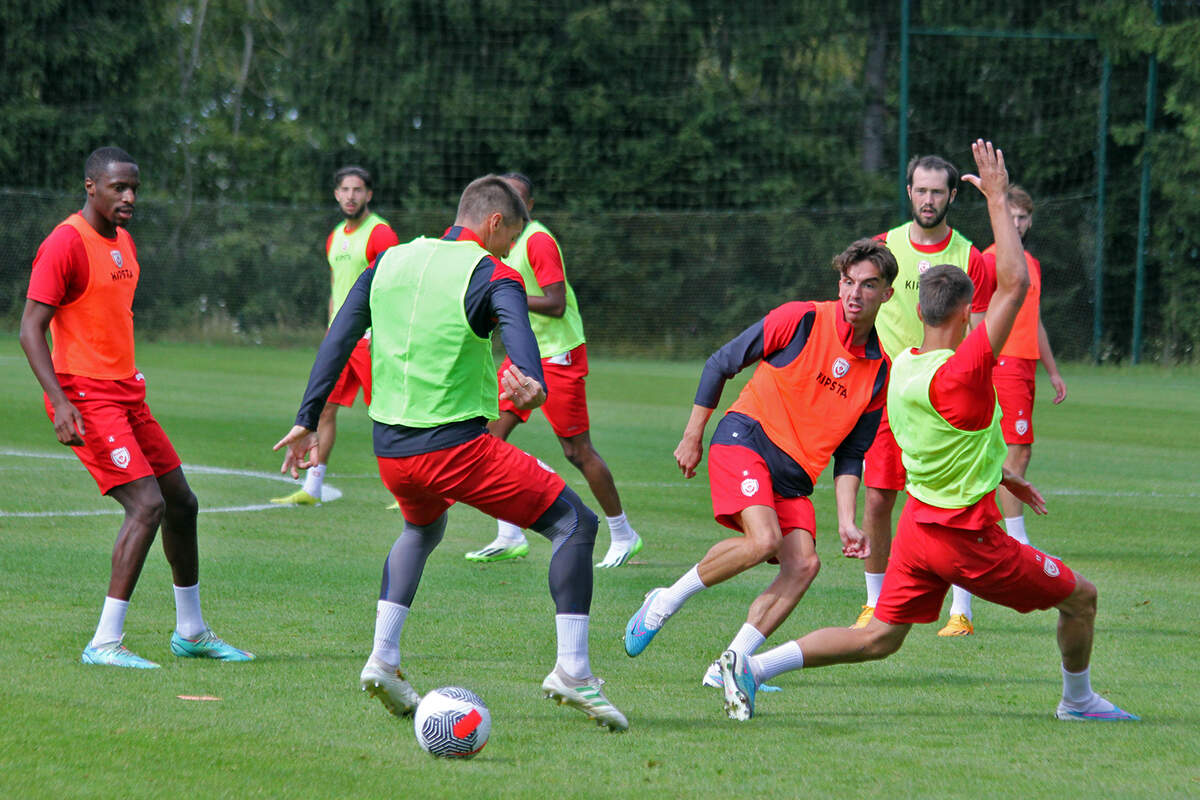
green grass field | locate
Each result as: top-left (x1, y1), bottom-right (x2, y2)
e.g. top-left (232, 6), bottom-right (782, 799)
top-left (1, 343), bottom-right (1197, 798)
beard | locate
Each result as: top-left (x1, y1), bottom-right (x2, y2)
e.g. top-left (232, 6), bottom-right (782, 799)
top-left (343, 204), bottom-right (367, 221)
top-left (911, 202), bottom-right (949, 230)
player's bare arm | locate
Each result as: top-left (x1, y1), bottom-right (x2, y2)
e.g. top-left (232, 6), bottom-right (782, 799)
top-left (1037, 319), bottom-right (1068, 403)
top-left (833, 473), bottom-right (870, 559)
top-left (961, 140), bottom-right (1028, 357)
top-left (273, 425), bottom-right (320, 478)
top-left (674, 404), bottom-right (715, 478)
top-left (1000, 467), bottom-right (1047, 515)
top-left (18, 298), bottom-right (85, 446)
top-left (526, 281), bottom-right (566, 318)
top-left (499, 363), bottom-right (546, 411)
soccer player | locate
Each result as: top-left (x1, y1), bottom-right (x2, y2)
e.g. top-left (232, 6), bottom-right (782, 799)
top-left (272, 166), bottom-right (399, 506)
top-left (623, 239), bottom-right (896, 690)
top-left (464, 173), bottom-right (642, 568)
top-left (855, 154), bottom-right (990, 637)
top-left (273, 175), bottom-right (628, 732)
top-left (718, 140), bottom-right (1138, 724)
top-left (951, 186), bottom-right (1068, 625)
top-left (19, 146), bottom-right (253, 668)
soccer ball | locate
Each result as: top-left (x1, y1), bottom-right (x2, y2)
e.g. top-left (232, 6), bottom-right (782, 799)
top-left (413, 687), bottom-right (491, 759)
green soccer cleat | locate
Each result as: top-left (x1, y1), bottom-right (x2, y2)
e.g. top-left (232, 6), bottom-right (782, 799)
top-left (464, 540), bottom-right (530, 563)
top-left (596, 534), bottom-right (643, 568)
top-left (360, 656), bottom-right (421, 717)
top-left (170, 629), bottom-right (255, 661)
top-left (270, 488), bottom-right (320, 505)
top-left (541, 666), bottom-right (628, 732)
top-left (82, 638), bottom-right (160, 669)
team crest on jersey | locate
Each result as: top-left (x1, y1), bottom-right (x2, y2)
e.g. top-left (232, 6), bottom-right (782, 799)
top-left (740, 477), bottom-right (759, 497)
top-left (918, 259), bottom-right (931, 273)
top-left (110, 447), bottom-right (131, 469)
top-left (1043, 558), bottom-right (1060, 578)
top-left (1015, 419), bottom-right (1029, 436)
top-left (110, 250), bottom-right (123, 268)
top-left (341, 240), bottom-right (351, 252)
top-left (831, 357), bottom-right (850, 379)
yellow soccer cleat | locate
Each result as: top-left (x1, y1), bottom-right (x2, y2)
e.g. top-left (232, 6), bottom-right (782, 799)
top-left (937, 613), bottom-right (974, 637)
top-left (850, 605), bottom-right (874, 629)
top-left (385, 500), bottom-right (401, 510)
top-left (270, 488), bottom-right (320, 505)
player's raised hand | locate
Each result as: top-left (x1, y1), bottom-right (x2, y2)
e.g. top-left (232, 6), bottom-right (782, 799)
top-left (960, 139), bottom-right (1009, 200)
top-left (273, 424), bottom-right (319, 479)
top-left (498, 363), bottom-right (546, 411)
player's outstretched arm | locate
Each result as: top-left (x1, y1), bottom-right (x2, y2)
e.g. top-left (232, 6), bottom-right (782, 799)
top-left (19, 299), bottom-right (84, 446)
top-left (1037, 319), bottom-right (1068, 404)
top-left (273, 425), bottom-right (319, 479)
top-left (961, 140), bottom-right (1028, 357)
top-left (1000, 467), bottom-right (1047, 515)
top-left (675, 404), bottom-right (714, 479)
top-left (834, 473), bottom-right (870, 558)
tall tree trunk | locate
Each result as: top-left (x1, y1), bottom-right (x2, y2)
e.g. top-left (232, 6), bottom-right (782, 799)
top-left (861, 12), bottom-right (888, 173)
top-left (232, 0), bottom-right (255, 139)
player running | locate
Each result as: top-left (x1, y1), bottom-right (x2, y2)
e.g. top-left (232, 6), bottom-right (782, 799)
top-left (624, 238), bottom-right (896, 691)
top-left (273, 175), bottom-right (627, 732)
top-left (464, 173), bottom-right (642, 568)
top-left (718, 140), bottom-right (1138, 725)
top-left (20, 146), bottom-right (253, 668)
top-left (272, 166), bottom-right (399, 506)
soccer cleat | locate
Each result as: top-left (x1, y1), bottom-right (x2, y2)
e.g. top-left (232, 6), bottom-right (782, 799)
top-left (1056, 699), bottom-right (1140, 722)
top-left (623, 588), bottom-right (666, 657)
top-left (385, 500), bottom-right (400, 510)
top-left (82, 638), bottom-right (160, 669)
top-left (596, 534), bottom-right (643, 569)
top-left (359, 656), bottom-right (421, 717)
top-left (541, 666), bottom-right (628, 732)
top-left (718, 649), bottom-right (756, 721)
top-left (937, 613), bottom-right (974, 637)
top-left (270, 488), bottom-right (320, 505)
top-left (702, 659), bottom-right (781, 692)
top-left (851, 604), bottom-right (874, 629)
top-left (170, 629), bottom-right (255, 661)
top-left (464, 540), bottom-right (530, 563)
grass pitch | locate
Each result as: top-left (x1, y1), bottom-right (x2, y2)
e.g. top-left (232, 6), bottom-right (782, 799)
top-left (0, 343), bottom-right (1197, 798)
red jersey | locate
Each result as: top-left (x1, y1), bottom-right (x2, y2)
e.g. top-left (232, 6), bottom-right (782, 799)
top-left (982, 245), bottom-right (1042, 360)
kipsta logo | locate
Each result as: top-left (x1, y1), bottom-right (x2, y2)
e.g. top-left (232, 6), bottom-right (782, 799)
top-left (831, 357), bottom-right (850, 379)
top-left (110, 250), bottom-right (123, 268)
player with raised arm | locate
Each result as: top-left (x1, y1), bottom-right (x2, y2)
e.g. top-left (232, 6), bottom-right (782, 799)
top-left (19, 146), bottom-right (253, 668)
top-left (273, 175), bottom-right (627, 732)
top-left (273, 166), bottom-right (399, 505)
top-left (464, 173), bottom-right (642, 568)
top-left (855, 154), bottom-right (991, 637)
top-left (718, 140), bottom-right (1138, 725)
top-left (623, 239), bottom-right (895, 691)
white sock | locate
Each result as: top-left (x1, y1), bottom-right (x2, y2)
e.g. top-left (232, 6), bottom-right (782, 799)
top-left (555, 614), bottom-right (590, 678)
top-left (949, 585), bottom-right (973, 619)
top-left (370, 600), bottom-right (409, 666)
top-left (173, 584), bottom-right (207, 638)
top-left (1061, 665), bottom-right (1097, 706)
top-left (495, 520), bottom-right (527, 546)
top-left (726, 623), bottom-right (766, 656)
top-left (605, 512), bottom-right (636, 544)
top-left (1005, 515), bottom-right (1030, 545)
top-left (749, 640), bottom-right (804, 684)
top-left (865, 572), bottom-right (886, 607)
top-left (303, 463), bottom-right (326, 499)
top-left (650, 565), bottom-right (706, 626)
top-left (91, 596), bottom-right (129, 648)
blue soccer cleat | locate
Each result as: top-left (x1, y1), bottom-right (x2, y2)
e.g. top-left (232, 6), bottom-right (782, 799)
top-left (1055, 699), bottom-right (1139, 722)
top-left (82, 638), bottom-right (160, 669)
top-left (624, 588), bottom-right (666, 657)
top-left (718, 649), bottom-right (757, 721)
top-left (170, 629), bottom-right (255, 661)
top-left (702, 659), bottom-right (782, 692)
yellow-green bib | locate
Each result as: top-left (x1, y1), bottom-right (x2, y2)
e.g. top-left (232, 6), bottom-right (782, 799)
top-left (502, 220), bottom-right (585, 358)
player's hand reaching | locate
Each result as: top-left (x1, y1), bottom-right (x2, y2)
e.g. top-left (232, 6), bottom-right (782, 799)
top-left (498, 363), bottom-right (546, 411)
top-left (960, 139), bottom-right (1009, 201)
top-left (273, 425), bottom-right (319, 479)
top-left (838, 522), bottom-right (870, 559)
top-left (1001, 468), bottom-right (1047, 515)
top-left (674, 434), bottom-right (703, 479)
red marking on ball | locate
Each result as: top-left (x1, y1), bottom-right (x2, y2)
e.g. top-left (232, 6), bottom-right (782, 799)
top-left (453, 708), bottom-right (482, 738)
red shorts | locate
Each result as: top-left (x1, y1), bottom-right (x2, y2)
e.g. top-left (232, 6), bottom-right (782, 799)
top-left (993, 356), bottom-right (1036, 445)
top-left (874, 500), bottom-right (1076, 625)
top-left (863, 407), bottom-right (905, 491)
top-left (328, 337), bottom-right (372, 407)
top-left (46, 374), bottom-right (182, 495)
top-left (707, 443), bottom-right (816, 537)
top-left (377, 433), bottom-right (566, 527)
top-left (497, 343), bottom-right (589, 438)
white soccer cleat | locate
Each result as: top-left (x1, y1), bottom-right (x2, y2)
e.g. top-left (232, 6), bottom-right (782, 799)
top-left (541, 666), bottom-right (628, 732)
top-left (596, 534), bottom-right (643, 568)
top-left (359, 655), bottom-right (421, 717)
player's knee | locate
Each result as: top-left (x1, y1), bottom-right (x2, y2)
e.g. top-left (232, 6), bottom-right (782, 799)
top-left (129, 493), bottom-right (166, 528)
top-left (166, 487), bottom-right (199, 519)
top-left (781, 549), bottom-right (820, 587)
top-left (1061, 574), bottom-right (1097, 621)
top-left (863, 625), bottom-right (905, 659)
top-left (864, 489), bottom-right (896, 520)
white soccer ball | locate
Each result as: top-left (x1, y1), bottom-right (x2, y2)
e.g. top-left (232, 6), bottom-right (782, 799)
top-left (413, 686), bottom-right (491, 759)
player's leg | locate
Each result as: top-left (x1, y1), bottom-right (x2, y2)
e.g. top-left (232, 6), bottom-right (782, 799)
top-left (1051, 574), bottom-right (1135, 719)
top-left (465, 410), bottom-right (531, 560)
top-left (858, 486), bottom-right (897, 626)
top-left (558, 430), bottom-right (641, 567)
top-left (997, 443), bottom-right (1033, 542)
top-left (993, 359), bottom-right (1036, 545)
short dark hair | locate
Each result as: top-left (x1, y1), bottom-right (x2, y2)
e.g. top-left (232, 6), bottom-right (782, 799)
top-left (334, 165), bottom-right (373, 190)
top-left (85, 147), bottom-right (136, 180)
top-left (457, 174), bottom-right (530, 226)
top-left (1007, 185), bottom-right (1034, 214)
top-left (918, 264), bottom-right (974, 325)
top-left (832, 238), bottom-right (899, 286)
top-left (906, 154), bottom-right (958, 193)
